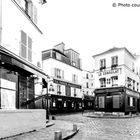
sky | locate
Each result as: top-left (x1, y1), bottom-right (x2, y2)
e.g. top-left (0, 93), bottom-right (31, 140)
top-left (39, 0), bottom-right (140, 71)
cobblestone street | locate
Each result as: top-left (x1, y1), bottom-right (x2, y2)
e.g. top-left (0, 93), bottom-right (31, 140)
top-left (56, 112), bottom-right (140, 140)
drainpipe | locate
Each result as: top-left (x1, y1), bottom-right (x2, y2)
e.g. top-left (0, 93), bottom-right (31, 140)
top-left (0, 0), bottom-right (2, 45)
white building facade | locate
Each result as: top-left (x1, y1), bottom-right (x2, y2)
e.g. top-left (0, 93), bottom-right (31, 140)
top-left (93, 47), bottom-right (140, 114)
top-left (42, 43), bottom-right (83, 113)
top-left (0, 0), bottom-right (47, 110)
top-left (82, 70), bottom-right (95, 109)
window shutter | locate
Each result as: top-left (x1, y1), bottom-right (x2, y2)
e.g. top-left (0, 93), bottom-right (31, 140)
top-left (28, 36), bottom-right (32, 62)
top-left (27, 1), bottom-right (33, 19)
top-left (33, 5), bottom-right (37, 24)
top-left (21, 30), bottom-right (27, 59)
top-left (54, 68), bottom-right (57, 77)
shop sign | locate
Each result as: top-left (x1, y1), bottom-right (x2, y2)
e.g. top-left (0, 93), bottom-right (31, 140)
top-left (126, 89), bottom-right (140, 98)
top-left (53, 79), bottom-right (81, 89)
top-left (98, 68), bottom-right (121, 76)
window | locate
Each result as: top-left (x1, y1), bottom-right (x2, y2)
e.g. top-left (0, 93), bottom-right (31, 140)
top-left (86, 73), bottom-right (89, 79)
top-left (74, 88), bottom-right (77, 97)
top-left (137, 83), bottom-right (139, 92)
top-left (54, 68), bottom-right (64, 79)
top-left (133, 98), bottom-right (135, 106)
top-left (57, 85), bottom-right (61, 95)
top-left (19, 0), bottom-right (37, 24)
top-left (132, 63), bottom-right (135, 72)
top-left (20, 30), bottom-right (32, 62)
top-left (72, 74), bottom-right (78, 83)
top-left (107, 78), bottom-right (111, 84)
top-left (111, 56), bottom-right (118, 69)
top-left (86, 82), bottom-right (89, 88)
top-left (111, 76), bottom-right (118, 86)
top-left (98, 96), bottom-right (105, 108)
top-left (100, 59), bottom-right (106, 71)
top-left (133, 80), bottom-right (135, 91)
top-left (113, 95), bottom-right (120, 108)
top-left (127, 77), bottom-right (132, 88)
top-left (128, 96), bottom-right (133, 107)
top-left (99, 78), bottom-right (106, 87)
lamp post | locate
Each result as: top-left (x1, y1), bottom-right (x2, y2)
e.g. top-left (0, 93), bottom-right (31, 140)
top-left (44, 77), bottom-right (54, 120)
top-left (46, 85), bottom-right (49, 120)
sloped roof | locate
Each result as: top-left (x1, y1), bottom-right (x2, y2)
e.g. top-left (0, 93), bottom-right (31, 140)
top-left (92, 47), bottom-right (136, 59)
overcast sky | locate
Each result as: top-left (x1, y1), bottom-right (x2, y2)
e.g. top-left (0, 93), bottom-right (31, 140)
top-left (39, 0), bottom-right (140, 71)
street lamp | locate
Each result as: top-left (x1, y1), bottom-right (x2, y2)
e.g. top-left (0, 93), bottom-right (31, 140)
top-left (43, 77), bottom-right (54, 120)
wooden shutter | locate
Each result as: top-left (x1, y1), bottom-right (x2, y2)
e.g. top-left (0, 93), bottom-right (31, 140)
top-left (33, 5), bottom-right (37, 24)
top-left (27, 1), bottom-right (33, 19)
top-left (28, 36), bottom-right (32, 62)
top-left (21, 30), bottom-right (27, 59)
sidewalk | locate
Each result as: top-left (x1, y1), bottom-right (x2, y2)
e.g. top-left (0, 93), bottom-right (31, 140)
top-left (2, 119), bottom-right (79, 140)
top-left (84, 111), bottom-right (140, 119)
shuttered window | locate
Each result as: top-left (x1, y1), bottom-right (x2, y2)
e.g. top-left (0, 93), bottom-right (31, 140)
top-left (33, 6), bottom-right (37, 24)
top-left (20, 30), bottom-right (32, 62)
top-left (21, 31), bottom-right (27, 59)
top-left (28, 36), bottom-right (32, 62)
top-left (54, 68), bottom-right (64, 79)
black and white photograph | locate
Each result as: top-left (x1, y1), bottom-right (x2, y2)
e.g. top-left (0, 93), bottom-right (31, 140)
top-left (1, 0), bottom-right (140, 140)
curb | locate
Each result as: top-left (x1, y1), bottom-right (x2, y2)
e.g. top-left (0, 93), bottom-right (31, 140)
top-left (85, 115), bottom-right (140, 119)
top-left (63, 128), bottom-right (79, 140)
top-left (46, 122), bottom-right (55, 127)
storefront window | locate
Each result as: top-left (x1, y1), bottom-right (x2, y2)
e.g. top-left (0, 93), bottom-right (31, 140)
top-left (0, 68), bottom-right (18, 109)
top-left (128, 96), bottom-right (133, 107)
top-left (113, 95), bottom-right (120, 108)
top-left (98, 96), bottom-right (105, 108)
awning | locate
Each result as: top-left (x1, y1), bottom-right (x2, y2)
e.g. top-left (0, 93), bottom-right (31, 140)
top-left (0, 45), bottom-right (48, 80)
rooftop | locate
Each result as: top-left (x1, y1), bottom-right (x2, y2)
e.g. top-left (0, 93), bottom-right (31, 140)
top-left (92, 47), bottom-right (136, 59)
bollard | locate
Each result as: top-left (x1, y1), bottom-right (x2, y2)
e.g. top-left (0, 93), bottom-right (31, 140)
top-left (73, 124), bottom-right (77, 132)
top-left (52, 115), bottom-right (56, 120)
top-left (54, 131), bottom-right (62, 140)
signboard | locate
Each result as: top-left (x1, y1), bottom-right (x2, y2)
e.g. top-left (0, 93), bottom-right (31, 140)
top-left (53, 79), bottom-right (81, 89)
top-left (126, 89), bottom-right (140, 98)
top-left (98, 68), bottom-right (121, 76)
top-left (1, 78), bottom-right (16, 90)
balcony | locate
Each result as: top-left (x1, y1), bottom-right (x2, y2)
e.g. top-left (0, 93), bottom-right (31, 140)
top-left (111, 64), bottom-right (118, 70)
top-left (100, 66), bottom-right (106, 71)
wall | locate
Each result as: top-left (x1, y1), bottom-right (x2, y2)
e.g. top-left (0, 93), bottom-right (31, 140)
top-left (43, 58), bottom-right (82, 98)
top-left (1, 0), bottom-right (43, 68)
top-left (0, 109), bottom-right (46, 139)
top-left (43, 58), bottom-right (82, 85)
top-left (82, 70), bottom-right (94, 95)
top-left (93, 49), bottom-right (124, 70)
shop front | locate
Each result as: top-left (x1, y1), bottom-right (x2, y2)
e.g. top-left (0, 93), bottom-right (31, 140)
top-left (94, 87), bottom-right (140, 114)
top-left (0, 46), bottom-right (47, 110)
top-left (83, 94), bottom-right (95, 110)
top-left (50, 94), bottom-right (82, 114)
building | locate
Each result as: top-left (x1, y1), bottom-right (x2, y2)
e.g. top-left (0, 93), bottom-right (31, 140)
top-left (0, 0), bottom-right (47, 110)
top-left (42, 42), bottom-right (83, 113)
top-left (82, 70), bottom-right (95, 110)
top-left (93, 47), bottom-right (140, 114)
